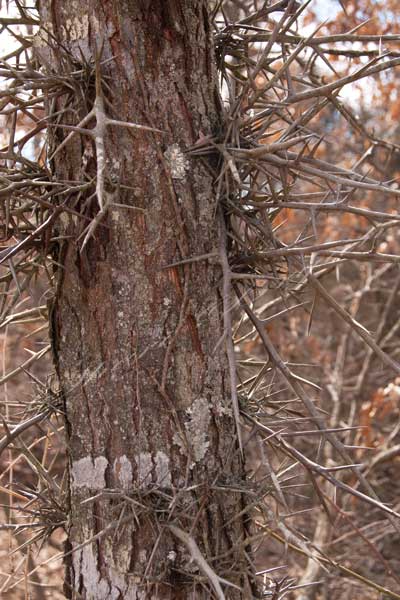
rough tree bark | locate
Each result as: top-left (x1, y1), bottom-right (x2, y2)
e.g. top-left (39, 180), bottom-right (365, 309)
top-left (35, 1), bottom-right (254, 598)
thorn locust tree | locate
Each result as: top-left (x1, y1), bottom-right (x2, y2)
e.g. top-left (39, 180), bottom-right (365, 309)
top-left (3, 1), bottom-right (400, 599)
top-left (33, 1), bottom-right (254, 599)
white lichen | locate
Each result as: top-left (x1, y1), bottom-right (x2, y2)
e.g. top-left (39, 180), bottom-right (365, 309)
top-left (114, 455), bottom-right (133, 489)
top-left (71, 455), bottom-right (108, 489)
top-left (72, 529), bottom-right (110, 599)
top-left (136, 452), bottom-right (153, 488)
top-left (63, 13), bottom-right (89, 41)
top-left (154, 451), bottom-right (172, 487)
top-left (73, 539), bottom-right (140, 599)
top-left (167, 550), bottom-right (177, 563)
top-left (136, 451), bottom-right (172, 488)
top-left (164, 144), bottom-right (190, 180)
top-left (174, 397), bottom-right (211, 466)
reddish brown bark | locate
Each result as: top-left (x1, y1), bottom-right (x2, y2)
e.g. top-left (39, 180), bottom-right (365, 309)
top-left (35, 1), bottom-right (254, 598)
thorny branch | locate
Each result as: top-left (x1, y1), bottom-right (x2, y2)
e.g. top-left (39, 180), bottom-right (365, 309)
top-left (2, 0), bottom-right (400, 598)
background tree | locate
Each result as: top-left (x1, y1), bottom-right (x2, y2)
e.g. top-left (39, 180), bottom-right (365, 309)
top-left (1, 1), bottom-right (400, 599)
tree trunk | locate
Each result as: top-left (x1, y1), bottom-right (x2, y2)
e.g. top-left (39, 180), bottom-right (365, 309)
top-left (35, 1), bottom-right (254, 598)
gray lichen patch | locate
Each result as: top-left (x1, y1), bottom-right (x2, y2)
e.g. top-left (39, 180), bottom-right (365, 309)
top-left (114, 455), bottom-right (133, 489)
top-left (135, 451), bottom-right (172, 489)
top-left (164, 144), bottom-right (190, 180)
top-left (71, 455), bottom-right (108, 489)
top-left (174, 397), bottom-right (211, 467)
top-left (72, 534), bottom-right (140, 599)
top-left (75, 543), bottom-right (108, 598)
top-left (136, 452), bottom-right (153, 488)
top-left (154, 451), bottom-right (172, 487)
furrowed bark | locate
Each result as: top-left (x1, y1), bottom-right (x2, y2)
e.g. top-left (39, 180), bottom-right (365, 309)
top-left (35, 1), bottom-right (254, 598)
